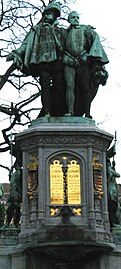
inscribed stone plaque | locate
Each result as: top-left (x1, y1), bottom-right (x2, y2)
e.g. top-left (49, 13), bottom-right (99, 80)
top-left (50, 158), bottom-right (81, 205)
top-left (50, 160), bottom-right (63, 204)
top-left (67, 160), bottom-right (81, 204)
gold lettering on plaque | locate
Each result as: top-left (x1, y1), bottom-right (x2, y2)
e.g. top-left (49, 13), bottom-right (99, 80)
top-left (50, 158), bottom-right (81, 205)
top-left (50, 160), bottom-right (63, 204)
top-left (67, 160), bottom-right (81, 204)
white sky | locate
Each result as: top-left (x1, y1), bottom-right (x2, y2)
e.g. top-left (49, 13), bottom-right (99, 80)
top-left (0, 0), bottom-right (121, 182)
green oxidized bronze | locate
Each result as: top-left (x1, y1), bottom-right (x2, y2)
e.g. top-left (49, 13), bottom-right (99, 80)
top-left (107, 158), bottom-right (120, 228)
top-left (6, 162), bottom-right (22, 227)
top-left (63, 11), bottom-right (109, 118)
top-left (6, 7), bottom-right (109, 119)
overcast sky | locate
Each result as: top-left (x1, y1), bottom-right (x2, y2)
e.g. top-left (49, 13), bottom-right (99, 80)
top-left (0, 0), bottom-right (121, 182)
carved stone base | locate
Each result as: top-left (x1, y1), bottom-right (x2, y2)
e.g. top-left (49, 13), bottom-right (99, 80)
top-left (0, 226), bottom-right (20, 245)
top-left (25, 241), bottom-right (114, 269)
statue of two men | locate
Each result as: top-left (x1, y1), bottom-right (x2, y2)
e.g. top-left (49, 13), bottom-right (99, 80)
top-left (6, 3), bottom-right (109, 118)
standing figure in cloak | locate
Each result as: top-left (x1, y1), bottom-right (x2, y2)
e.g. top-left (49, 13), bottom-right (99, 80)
top-left (107, 158), bottom-right (120, 228)
top-left (6, 161), bottom-right (22, 227)
top-left (6, 2), bottom-right (67, 117)
top-left (63, 11), bottom-right (109, 117)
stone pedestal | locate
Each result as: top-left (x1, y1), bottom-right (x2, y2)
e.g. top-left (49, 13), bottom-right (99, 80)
top-left (0, 227), bottom-right (25, 269)
top-left (15, 117), bottom-right (114, 264)
top-left (1, 117), bottom-right (118, 269)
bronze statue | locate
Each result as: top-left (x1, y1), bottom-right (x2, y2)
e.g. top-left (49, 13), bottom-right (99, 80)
top-left (63, 11), bottom-right (109, 117)
top-left (107, 158), bottom-right (120, 228)
top-left (6, 161), bottom-right (22, 227)
top-left (0, 184), bottom-right (5, 227)
top-left (6, 2), bottom-right (67, 117)
top-left (6, 7), bottom-right (109, 119)
top-left (0, 183), bottom-right (4, 199)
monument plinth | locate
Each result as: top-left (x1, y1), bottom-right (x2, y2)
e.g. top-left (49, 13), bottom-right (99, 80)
top-left (13, 117), bottom-right (115, 267)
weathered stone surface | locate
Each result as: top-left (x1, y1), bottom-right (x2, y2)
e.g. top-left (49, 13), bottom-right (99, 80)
top-left (1, 118), bottom-right (120, 269)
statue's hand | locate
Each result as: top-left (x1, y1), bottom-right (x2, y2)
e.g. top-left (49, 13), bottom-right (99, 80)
top-left (74, 59), bottom-right (80, 68)
top-left (81, 53), bottom-right (88, 63)
top-left (6, 52), bottom-right (14, 62)
top-left (6, 51), bottom-right (23, 69)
